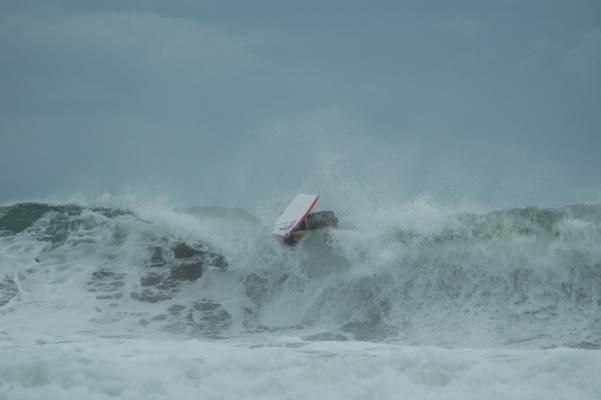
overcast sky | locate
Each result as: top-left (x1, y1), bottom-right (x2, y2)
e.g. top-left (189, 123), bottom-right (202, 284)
top-left (1, 0), bottom-right (600, 209)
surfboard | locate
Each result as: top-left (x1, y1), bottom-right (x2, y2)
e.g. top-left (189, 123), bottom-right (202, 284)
top-left (273, 193), bottom-right (319, 237)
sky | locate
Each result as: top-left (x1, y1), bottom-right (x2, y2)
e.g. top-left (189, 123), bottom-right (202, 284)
top-left (1, 0), bottom-right (600, 209)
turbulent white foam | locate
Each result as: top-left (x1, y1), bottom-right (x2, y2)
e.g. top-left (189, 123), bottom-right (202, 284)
top-left (1, 199), bottom-right (601, 398)
top-left (1, 200), bottom-right (601, 346)
top-left (1, 336), bottom-right (600, 400)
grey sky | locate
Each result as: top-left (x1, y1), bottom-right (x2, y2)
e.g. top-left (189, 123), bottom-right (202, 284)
top-left (1, 1), bottom-right (600, 209)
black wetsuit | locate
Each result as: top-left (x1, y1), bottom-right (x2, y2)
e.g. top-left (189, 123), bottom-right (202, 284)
top-left (283, 234), bottom-right (297, 246)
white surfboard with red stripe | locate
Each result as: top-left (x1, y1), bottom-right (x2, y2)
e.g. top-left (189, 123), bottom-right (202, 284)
top-left (273, 193), bottom-right (319, 237)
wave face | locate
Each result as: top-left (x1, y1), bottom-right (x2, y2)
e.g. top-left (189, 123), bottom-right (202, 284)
top-left (1, 201), bottom-right (600, 348)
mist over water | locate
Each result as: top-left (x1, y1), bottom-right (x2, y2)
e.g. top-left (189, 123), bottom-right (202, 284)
top-left (2, 0), bottom-right (601, 398)
top-left (1, 2), bottom-right (601, 207)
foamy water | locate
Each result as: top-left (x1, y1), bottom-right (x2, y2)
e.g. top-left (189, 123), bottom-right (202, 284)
top-left (1, 199), bottom-right (600, 399)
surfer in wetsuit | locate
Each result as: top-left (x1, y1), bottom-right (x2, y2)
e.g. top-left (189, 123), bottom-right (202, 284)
top-left (283, 233), bottom-right (297, 246)
top-left (283, 219), bottom-right (307, 246)
top-left (281, 212), bottom-right (339, 246)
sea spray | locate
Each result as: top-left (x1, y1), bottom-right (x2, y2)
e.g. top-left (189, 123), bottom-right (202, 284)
top-left (1, 201), bottom-right (600, 348)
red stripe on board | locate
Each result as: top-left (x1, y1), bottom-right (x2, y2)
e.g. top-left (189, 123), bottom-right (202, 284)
top-left (289, 195), bottom-right (319, 234)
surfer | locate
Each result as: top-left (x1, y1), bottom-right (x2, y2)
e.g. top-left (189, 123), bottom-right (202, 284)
top-left (283, 230), bottom-right (304, 246)
top-left (274, 193), bottom-right (337, 246)
top-left (282, 213), bottom-right (337, 246)
top-left (282, 217), bottom-right (311, 246)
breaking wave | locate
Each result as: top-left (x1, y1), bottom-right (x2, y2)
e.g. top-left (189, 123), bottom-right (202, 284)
top-left (1, 200), bottom-right (600, 348)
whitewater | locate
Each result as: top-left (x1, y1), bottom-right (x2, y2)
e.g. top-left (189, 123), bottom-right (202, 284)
top-left (1, 199), bottom-right (600, 399)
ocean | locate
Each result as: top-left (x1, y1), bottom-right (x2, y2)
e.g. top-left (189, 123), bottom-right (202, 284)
top-left (1, 200), bottom-right (600, 399)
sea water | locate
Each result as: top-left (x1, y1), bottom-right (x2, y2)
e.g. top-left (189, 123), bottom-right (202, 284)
top-left (1, 200), bottom-right (600, 399)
